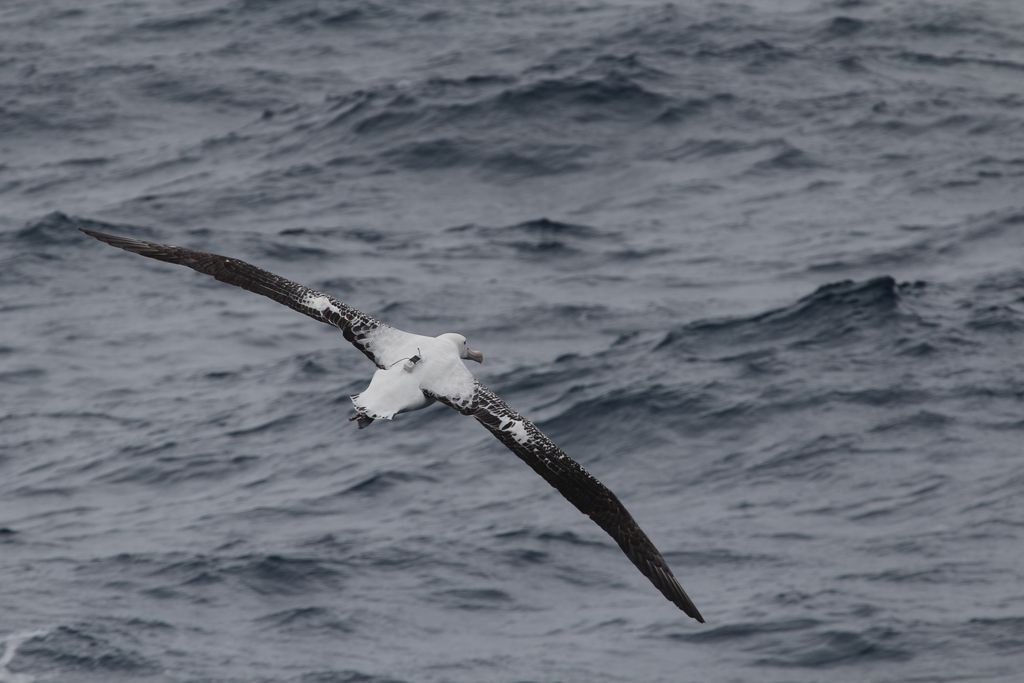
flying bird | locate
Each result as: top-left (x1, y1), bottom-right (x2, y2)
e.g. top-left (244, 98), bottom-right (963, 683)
top-left (81, 228), bottom-right (704, 622)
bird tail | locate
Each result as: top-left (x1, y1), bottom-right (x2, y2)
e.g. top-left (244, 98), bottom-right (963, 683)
top-left (348, 410), bottom-right (375, 429)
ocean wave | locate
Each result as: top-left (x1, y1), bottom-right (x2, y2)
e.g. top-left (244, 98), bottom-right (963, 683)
top-left (493, 73), bottom-right (669, 115)
top-left (449, 217), bottom-right (600, 240)
top-left (384, 136), bottom-right (593, 176)
top-left (695, 39), bottom-right (797, 68)
top-left (323, 65), bottom-right (671, 138)
top-left (966, 304), bottom-right (1024, 333)
top-left (435, 218), bottom-right (605, 258)
top-left (248, 55), bottom-right (679, 178)
top-left (132, 6), bottom-right (227, 33)
top-left (806, 211), bottom-right (1024, 275)
top-left (657, 135), bottom-right (758, 161)
top-left (534, 383), bottom-right (712, 454)
top-left (965, 616), bottom-right (1024, 655)
top-left (426, 587), bottom-right (516, 612)
top-left (494, 527), bottom-right (609, 549)
top-left (341, 469), bottom-right (438, 496)
top-left (16, 625), bottom-right (161, 677)
top-left (661, 617), bottom-right (821, 643)
top-left (653, 92), bottom-right (736, 124)
top-left (895, 50), bottom-right (1024, 73)
top-left (656, 276), bottom-right (915, 352)
top-left (0, 629), bottom-right (48, 683)
top-left (255, 606), bottom-right (356, 634)
top-left (149, 553), bottom-right (348, 595)
top-left (0, 367), bottom-right (46, 384)
top-left (127, 0), bottom-right (400, 36)
top-left (754, 626), bottom-right (914, 667)
top-left (99, 448), bottom-right (261, 487)
top-left (9, 213), bottom-right (146, 248)
top-left (747, 141), bottom-right (821, 173)
top-left (819, 16), bottom-right (867, 39)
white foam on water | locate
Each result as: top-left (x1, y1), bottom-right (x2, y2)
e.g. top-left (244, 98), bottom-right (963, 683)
top-left (0, 630), bottom-right (48, 683)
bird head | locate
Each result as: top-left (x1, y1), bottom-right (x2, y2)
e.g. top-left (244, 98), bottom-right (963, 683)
top-left (438, 332), bottom-right (484, 363)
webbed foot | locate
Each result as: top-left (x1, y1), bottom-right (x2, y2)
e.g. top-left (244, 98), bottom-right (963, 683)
top-left (349, 411), bottom-right (374, 429)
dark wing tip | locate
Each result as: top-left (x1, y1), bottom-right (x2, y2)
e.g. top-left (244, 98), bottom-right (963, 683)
top-left (80, 228), bottom-right (197, 266)
top-left (652, 561), bottom-right (704, 622)
top-left (80, 227), bottom-right (108, 242)
top-left (673, 584), bottom-right (706, 623)
top-left (80, 228), bottom-right (150, 252)
top-left (688, 591), bottom-right (706, 622)
top-left (80, 227), bottom-right (115, 241)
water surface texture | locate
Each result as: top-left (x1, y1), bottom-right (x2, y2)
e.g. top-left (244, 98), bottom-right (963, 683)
top-left (2, 1), bottom-right (1024, 681)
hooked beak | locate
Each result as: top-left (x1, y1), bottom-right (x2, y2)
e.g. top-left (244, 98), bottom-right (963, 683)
top-left (466, 347), bottom-right (484, 364)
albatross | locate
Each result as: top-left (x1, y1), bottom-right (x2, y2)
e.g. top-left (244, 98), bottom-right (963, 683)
top-left (81, 228), bottom-right (705, 623)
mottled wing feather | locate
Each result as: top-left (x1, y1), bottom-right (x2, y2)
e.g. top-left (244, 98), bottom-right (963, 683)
top-left (81, 229), bottom-right (391, 367)
top-left (436, 382), bottom-right (705, 622)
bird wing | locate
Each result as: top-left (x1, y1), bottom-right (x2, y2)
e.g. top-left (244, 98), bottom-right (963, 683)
top-left (81, 229), bottom-right (408, 368)
top-left (433, 381), bottom-right (705, 622)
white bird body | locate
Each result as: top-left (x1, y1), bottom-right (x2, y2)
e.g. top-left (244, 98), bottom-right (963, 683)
top-left (351, 333), bottom-right (475, 421)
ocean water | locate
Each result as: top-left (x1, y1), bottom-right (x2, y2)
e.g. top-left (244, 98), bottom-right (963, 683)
top-left (2, 0), bottom-right (1024, 681)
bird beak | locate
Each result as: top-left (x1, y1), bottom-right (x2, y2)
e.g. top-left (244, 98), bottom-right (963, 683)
top-left (466, 347), bottom-right (484, 364)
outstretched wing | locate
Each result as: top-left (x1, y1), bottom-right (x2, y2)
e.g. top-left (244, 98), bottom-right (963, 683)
top-left (81, 229), bottom-right (400, 367)
top-left (436, 382), bottom-right (705, 622)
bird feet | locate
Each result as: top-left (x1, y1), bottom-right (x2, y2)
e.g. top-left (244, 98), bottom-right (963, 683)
top-left (349, 411), bottom-right (374, 429)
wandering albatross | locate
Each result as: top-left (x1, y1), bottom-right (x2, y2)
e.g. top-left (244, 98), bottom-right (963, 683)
top-left (81, 228), bottom-right (705, 623)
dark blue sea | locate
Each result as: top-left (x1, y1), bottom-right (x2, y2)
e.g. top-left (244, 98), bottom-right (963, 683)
top-left (2, 1), bottom-right (1024, 681)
